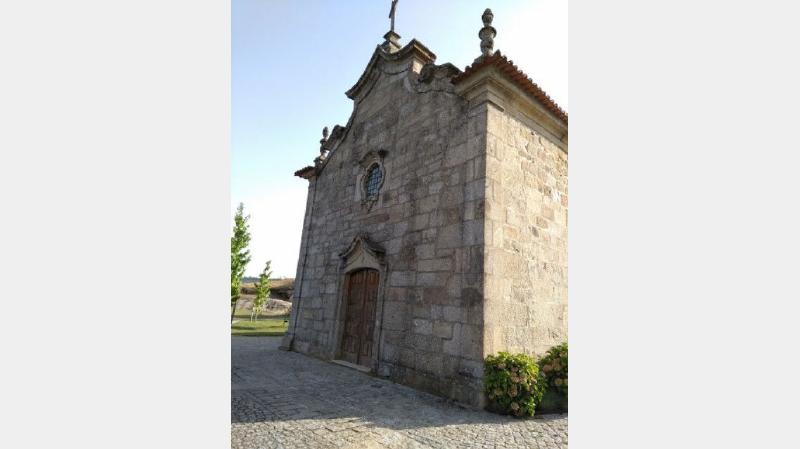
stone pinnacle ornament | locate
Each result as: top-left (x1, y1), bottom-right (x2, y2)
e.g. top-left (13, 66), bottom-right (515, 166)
top-left (479, 8), bottom-right (496, 57)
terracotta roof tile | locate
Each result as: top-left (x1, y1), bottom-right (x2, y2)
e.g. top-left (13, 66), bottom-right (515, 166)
top-left (452, 51), bottom-right (567, 124)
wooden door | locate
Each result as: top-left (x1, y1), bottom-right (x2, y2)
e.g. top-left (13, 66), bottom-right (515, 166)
top-left (339, 269), bottom-right (379, 367)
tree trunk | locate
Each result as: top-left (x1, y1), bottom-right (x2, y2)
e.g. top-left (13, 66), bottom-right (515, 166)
top-left (231, 299), bottom-right (238, 324)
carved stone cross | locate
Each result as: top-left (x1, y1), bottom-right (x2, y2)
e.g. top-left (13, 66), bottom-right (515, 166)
top-left (389, 0), bottom-right (399, 32)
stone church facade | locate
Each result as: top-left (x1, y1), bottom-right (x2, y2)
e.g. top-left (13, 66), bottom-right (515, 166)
top-left (280, 9), bottom-right (567, 407)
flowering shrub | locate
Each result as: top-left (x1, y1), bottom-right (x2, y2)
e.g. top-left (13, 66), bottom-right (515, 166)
top-left (484, 352), bottom-right (546, 417)
top-left (538, 343), bottom-right (568, 398)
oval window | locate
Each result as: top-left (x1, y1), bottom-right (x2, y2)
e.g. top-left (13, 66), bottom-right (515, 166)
top-left (364, 164), bottom-right (383, 199)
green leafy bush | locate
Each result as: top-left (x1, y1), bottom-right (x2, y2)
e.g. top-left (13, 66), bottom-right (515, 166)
top-left (484, 352), bottom-right (546, 417)
top-left (539, 343), bottom-right (568, 398)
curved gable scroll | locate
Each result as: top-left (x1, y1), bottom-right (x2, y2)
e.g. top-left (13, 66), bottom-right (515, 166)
top-left (346, 39), bottom-right (436, 102)
top-left (339, 233), bottom-right (386, 273)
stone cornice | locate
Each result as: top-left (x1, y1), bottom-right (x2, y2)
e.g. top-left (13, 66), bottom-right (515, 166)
top-left (452, 52), bottom-right (568, 125)
top-left (453, 54), bottom-right (568, 152)
top-left (294, 165), bottom-right (316, 179)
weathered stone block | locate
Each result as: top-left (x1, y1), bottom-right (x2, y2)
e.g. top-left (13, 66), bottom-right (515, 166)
top-left (389, 271), bottom-right (415, 287)
top-left (412, 318), bottom-right (433, 335)
top-left (399, 349), bottom-right (415, 368)
top-left (428, 181), bottom-right (444, 195)
top-left (463, 219), bottom-right (483, 245)
top-left (417, 271), bottom-right (447, 287)
top-left (432, 321), bottom-right (454, 339)
top-left (435, 223), bottom-right (462, 248)
top-left (417, 257), bottom-right (452, 272)
top-left (415, 243), bottom-right (436, 259)
top-left (420, 286), bottom-right (446, 304)
top-left (406, 333), bottom-right (441, 353)
top-left (442, 305), bottom-right (467, 323)
top-left (418, 196), bottom-right (439, 214)
top-left (382, 301), bottom-right (408, 331)
top-left (442, 334), bottom-right (461, 356)
top-left (411, 213), bottom-right (430, 231)
top-left (459, 358), bottom-right (484, 379)
top-left (416, 352), bottom-right (443, 376)
top-left (412, 304), bottom-right (431, 319)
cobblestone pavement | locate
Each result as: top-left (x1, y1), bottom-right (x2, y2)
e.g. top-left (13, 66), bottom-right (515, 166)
top-left (232, 337), bottom-right (567, 449)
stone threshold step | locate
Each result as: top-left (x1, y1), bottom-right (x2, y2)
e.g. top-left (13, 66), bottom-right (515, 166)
top-left (331, 359), bottom-right (372, 373)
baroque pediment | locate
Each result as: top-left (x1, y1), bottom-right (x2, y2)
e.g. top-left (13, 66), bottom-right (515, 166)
top-left (294, 39), bottom-right (461, 180)
top-left (345, 39), bottom-right (437, 103)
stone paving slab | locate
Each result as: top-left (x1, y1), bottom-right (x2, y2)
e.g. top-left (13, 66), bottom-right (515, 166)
top-left (232, 336), bottom-right (567, 449)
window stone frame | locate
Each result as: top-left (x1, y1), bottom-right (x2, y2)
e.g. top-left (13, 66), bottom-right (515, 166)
top-left (356, 149), bottom-right (388, 211)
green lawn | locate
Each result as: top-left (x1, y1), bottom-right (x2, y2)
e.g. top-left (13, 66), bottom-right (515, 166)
top-left (233, 308), bottom-right (256, 318)
top-left (231, 316), bottom-right (289, 337)
top-left (233, 305), bottom-right (289, 319)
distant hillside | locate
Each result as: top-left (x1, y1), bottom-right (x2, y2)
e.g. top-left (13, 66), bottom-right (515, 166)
top-left (242, 276), bottom-right (293, 283)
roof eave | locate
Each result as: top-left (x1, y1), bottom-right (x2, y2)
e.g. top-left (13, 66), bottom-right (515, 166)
top-left (452, 52), bottom-right (568, 126)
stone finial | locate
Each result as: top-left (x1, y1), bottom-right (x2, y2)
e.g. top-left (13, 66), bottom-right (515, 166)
top-left (479, 8), bottom-right (496, 57)
top-left (381, 0), bottom-right (402, 53)
top-left (319, 126), bottom-right (329, 153)
top-left (315, 126), bottom-right (329, 165)
top-left (381, 30), bottom-right (402, 53)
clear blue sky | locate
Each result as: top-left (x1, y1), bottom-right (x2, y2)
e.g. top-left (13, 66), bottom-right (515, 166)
top-left (233, 0), bottom-right (568, 277)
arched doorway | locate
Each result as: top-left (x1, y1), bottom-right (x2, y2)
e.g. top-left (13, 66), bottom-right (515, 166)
top-left (339, 268), bottom-right (380, 367)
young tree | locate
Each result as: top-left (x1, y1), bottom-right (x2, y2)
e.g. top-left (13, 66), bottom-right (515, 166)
top-left (251, 261), bottom-right (272, 321)
top-left (231, 203), bottom-right (251, 322)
